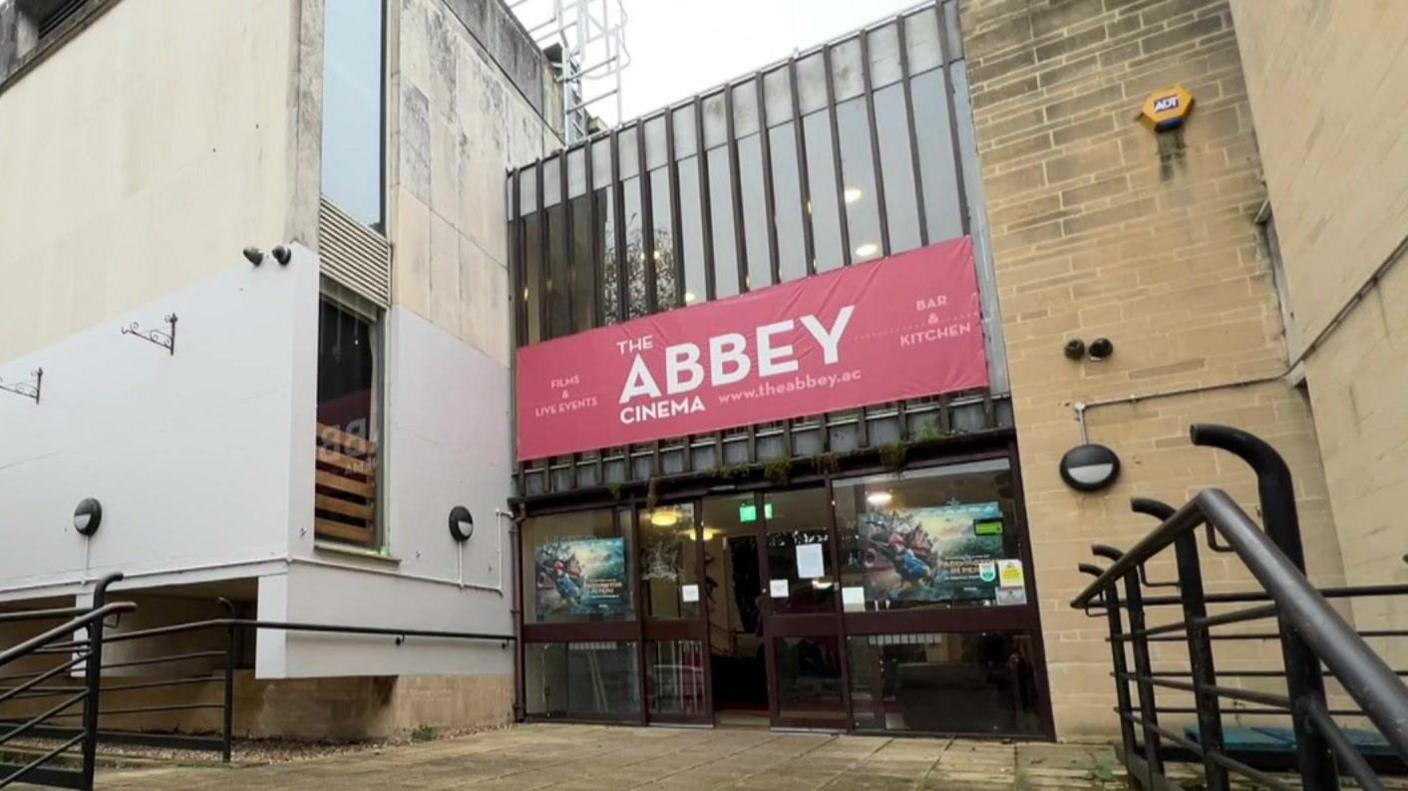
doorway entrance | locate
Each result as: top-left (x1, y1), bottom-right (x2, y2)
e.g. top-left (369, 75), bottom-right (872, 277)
top-left (699, 494), bottom-right (768, 727)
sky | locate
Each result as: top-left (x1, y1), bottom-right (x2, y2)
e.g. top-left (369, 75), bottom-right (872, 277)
top-left (515, 0), bottom-right (926, 126)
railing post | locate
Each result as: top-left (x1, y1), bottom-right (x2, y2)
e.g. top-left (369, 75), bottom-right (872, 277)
top-left (1084, 564), bottom-right (1139, 772)
top-left (1172, 528), bottom-right (1229, 791)
top-left (1190, 424), bottom-right (1338, 788)
top-left (80, 573), bottom-right (122, 791)
top-left (217, 598), bottom-right (236, 763)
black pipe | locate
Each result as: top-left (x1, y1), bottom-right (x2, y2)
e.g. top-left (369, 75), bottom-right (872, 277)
top-left (1189, 424), bottom-right (1336, 787)
top-left (217, 597), bottom-right (236, 763)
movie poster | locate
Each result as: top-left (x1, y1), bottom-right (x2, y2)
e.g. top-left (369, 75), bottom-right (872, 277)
top-left (855, 502), bottom-right (1008, 606)
top-left (535, 537), bottom-right (629, 618)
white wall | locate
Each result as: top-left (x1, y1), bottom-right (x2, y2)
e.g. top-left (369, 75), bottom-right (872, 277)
top-left (0, 247), bottom-right (319, 602)
top-left (269, 305), bottom-right (515, 678)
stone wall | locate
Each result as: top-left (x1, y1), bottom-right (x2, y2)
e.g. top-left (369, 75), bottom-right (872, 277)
top-left (1229, 1), bottom-right (1408, 658)
top-left (958, 0), bottom-right (1344, 737)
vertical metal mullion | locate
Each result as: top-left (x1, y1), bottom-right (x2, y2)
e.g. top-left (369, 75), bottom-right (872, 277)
top-left (585, 138), bottom-right (603, 328)
top-left (897, 16), bottom-right (930, 246)
top-left (822, 45), bottom-right (853, 266)
top-left (724, 85), bottom-right (749, 291)
top-left (535, 164), bottom-right (549, 338)
top-left (611, 129), bottom-right (629, 320)
top-left (756, 74), bottom-right (781, 287)
top-left (859, 32), bottom-right (892, 257)
top-left (637, 122), bottom-right (658, 314)
top-left (510, 170), bottom-right (526, 345)
top-left (788, 61), bottom-right (817, 277)
top-left (665, 109), bottom-right (686, 309)
top-left (934, 5), bottom-right (971, 235)
top-left (694, 96), bottom-right (717, 301)
top-left (559, 154), bottom-right (574, 334)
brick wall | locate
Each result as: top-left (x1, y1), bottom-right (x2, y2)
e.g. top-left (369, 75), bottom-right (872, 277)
top-left (1230, 2), bottom-right (1408, 660)
top-left (958, 0), bottom-right (1345, 737)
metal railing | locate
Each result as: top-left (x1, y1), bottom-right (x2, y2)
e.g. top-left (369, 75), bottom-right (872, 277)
top-left (0, 591), bottom-right (515, 788)
top-left (1073, 424), bottom-right (1408, 791)
top-left (0, 573), bottom-right (133, 790)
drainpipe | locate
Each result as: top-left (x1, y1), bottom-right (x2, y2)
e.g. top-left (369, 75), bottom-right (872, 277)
top-left (506, 504), bottom-right (526, 723)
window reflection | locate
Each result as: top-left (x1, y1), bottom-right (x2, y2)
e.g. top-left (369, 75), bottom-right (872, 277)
top-left (525, 642), bottom-right (641, 719)
top-left (523, 213), bottom-right (543, 343)
top-left (874, 84), bottom-right (922, 252)
top-left (622, 177), bottom-right (646, 318)
top-left (677, 157), bottom-right (708, 306)
top-left (649, 168), bottom-right (678, 308)
top-left (911, 68), bottom-right (963, 243)
top-left (707, 146), bottom-right (740, 298)
top-left (768, 123), bottom-right (808, 282)
top-left (601, 185), bottom-right (620, 323)
top-left (321, 0), bottom-right (384, 229)
top-left (802, 111), bottom-right (843, 272)
top-left (835, 98), bottom-right (882, 263)
top-left (737, 135), bottom-right (772, 291)
top-left (546, 200), bottom-right (570, 339)
top-left (569, 194), bottom-right (594, 331)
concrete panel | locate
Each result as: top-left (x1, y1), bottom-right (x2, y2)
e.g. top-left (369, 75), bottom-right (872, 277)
top-left (0, 0), bottom-right (297, 364)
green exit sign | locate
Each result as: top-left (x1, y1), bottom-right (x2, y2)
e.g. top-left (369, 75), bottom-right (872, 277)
top-left (739, 502), bottom-right (774, 523)
top-left (973, 518), bottom-right (1004, 536)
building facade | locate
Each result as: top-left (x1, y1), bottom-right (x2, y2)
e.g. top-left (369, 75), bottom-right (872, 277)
top-left (0, 0), bottom-right (559, 738)
top-left (1, 0), bottom-right (1402, 746)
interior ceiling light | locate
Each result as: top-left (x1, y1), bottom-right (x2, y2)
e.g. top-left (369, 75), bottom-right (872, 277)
top-left (651, 509), bottom-right (681, 528)
top-left (684, 291), bottom-right (697, 303)
top-left (843, 186), bottom-right (863, 203)
top-left (855, 242), bottom-right (879, 258)
top-left (866, 491), bottom-right (893, 507)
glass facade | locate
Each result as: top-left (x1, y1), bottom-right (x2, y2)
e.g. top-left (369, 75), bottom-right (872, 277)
top-left (510, 2), bottom-right (984, 345)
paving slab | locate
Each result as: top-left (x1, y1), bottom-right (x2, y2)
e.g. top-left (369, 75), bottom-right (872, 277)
top-left (94, 723), bottom-right (1126, 790)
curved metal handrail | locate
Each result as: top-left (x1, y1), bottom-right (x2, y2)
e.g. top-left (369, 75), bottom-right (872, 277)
top-left (1073, 487), bottom-right (1408, 762)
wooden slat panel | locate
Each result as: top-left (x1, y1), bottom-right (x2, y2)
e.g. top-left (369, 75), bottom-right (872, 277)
top-left (316, 423), bottom-right (377, 455)
top-left (314, 518), bottom-right (375, 545)
top-left (316, 446), bottom-right (375, 476)
top-left (315, 470), bottom-right (375, 498)
top-left (315, 495), bottom-right (374, 520)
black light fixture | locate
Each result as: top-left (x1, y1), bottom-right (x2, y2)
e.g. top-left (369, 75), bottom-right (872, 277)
top-left (1063, 339), bottom-right (1087, 360)
top-left (243, 247), bottom-right (265, 266)
top-left (271, 245), bottom-right (292, 266)
top-left (73, 498), bottom-right (103, 536)
top-left (448, 506), bottom-right (474, 542)
top-left (1088, 337), bottom-right (1115, 361)
top-left (1059, 444), bottom-right (1121, 492)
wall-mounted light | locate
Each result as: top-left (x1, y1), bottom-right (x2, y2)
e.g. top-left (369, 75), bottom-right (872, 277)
top-left (271, 245), bottom-right (292, 266)
top-left (1063, 339), bottom-right (1087, 360)
top-left (243, 247), bottom-right (266, 266)
top-left (74, 498), bottom-right (103, 536)
top-left (1087, 338), bottom-right (1115, 361)
top-left (448, 506), bottom-right (474, 542)
top-left (1059, 444), bottom-right (1121, 492)
top-left (245, 245), bottom-right (292, 266)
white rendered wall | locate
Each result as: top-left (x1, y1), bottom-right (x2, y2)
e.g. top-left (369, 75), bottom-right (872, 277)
top-left (0, 247), bottom-right (319, 602)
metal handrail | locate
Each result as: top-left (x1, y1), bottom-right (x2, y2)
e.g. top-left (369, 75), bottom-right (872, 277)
top-left (1073, 487), bottom-right (1408, 761)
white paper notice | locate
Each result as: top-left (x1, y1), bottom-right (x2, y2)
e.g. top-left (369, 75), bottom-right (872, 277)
top-left (795, 543), bottom-right (825, 579)
top-left (681, 584), bottom-right (700, 603)
top-left (841, 586), bottom-right (866, 612)
top-left (998, 559), bottom-right (1026, 588)
top-left (769, 578), bottom-right (790, 598)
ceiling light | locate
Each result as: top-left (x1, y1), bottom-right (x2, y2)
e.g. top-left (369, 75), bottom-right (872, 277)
top-left (854, 243), bottom-right (879, 258)
top-left (651, 509), bottom-right (681, 528)
top-left (684, 291), bottom-right (697, 303)
top-left (843, 187), bottom-right (863, 204)
top-left (866, 491), bottom-right (893, 507)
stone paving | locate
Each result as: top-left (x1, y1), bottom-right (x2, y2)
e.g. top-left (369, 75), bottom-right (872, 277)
top-left (94, 724), bottom-right (1127, 789)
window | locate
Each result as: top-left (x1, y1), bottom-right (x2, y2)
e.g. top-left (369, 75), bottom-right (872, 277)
top-left (677, 157), bottom-right (708, 306)
top-left (738, 134), bottom-right (773, 291)
top-left (836, 97), bottom-right (882, 263)
top-left (768, 122), bottom-right (809, 283)
top-left (707, 146), bottom-right (740, 298)
top-left (521, 509), bottom-right (635, 625)
top-left (315, 291), bottom-right (381, 547)
top-left (873, 83), bottom-right (923, 252)
top-left (649, 168), bottom-right (678, 309)
top-left (803, 111), bottom-right (843, 272)
top-left (321, 0), bottom-right (385, 230)
top-left (525, 641), bottom-right (641, 719)
top-left (910, 68), bottom-right (963, 243)
top-left (836, 459), bottom-right (1026, 612)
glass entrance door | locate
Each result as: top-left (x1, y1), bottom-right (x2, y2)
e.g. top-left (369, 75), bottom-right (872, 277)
top-left (638, 503), bottom-right (711, 724)
top-left (759, 487), bottom-right (850, 728)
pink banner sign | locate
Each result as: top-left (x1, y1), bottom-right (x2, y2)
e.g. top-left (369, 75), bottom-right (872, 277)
top-left (515, 236), bottom-right (988, 461)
